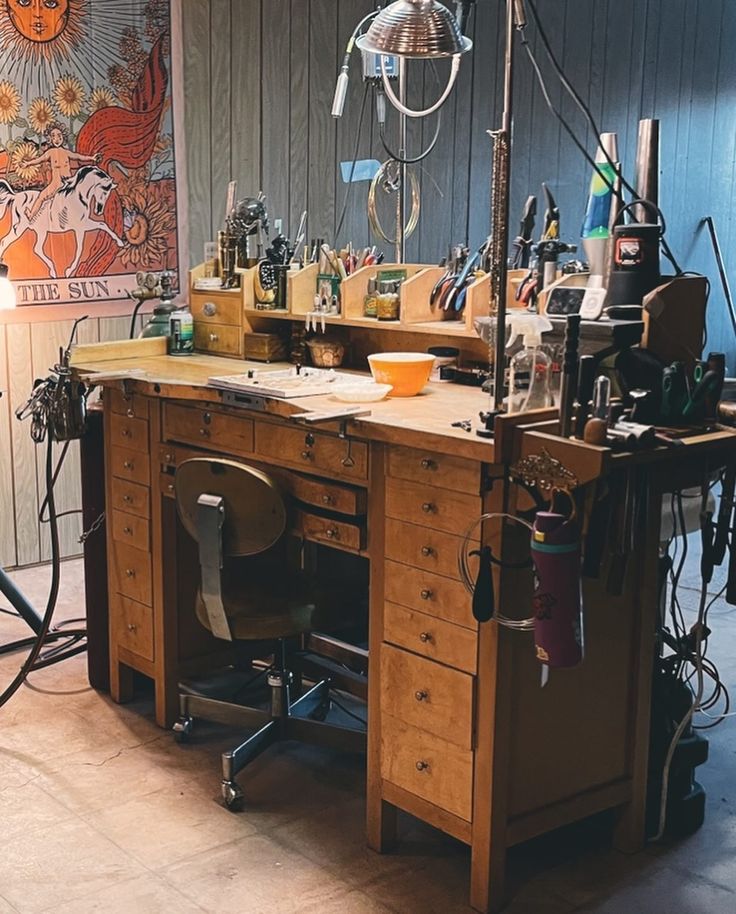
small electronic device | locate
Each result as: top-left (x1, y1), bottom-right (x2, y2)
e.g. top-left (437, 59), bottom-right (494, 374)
top-left (579, 286), bottom-right (607, 320)
top-left (545, 286), bottom-right (586, 316)
top-left (361, 51), bottom-right (398, 81)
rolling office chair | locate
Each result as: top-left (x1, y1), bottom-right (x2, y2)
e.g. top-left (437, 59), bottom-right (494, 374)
top-left (172, 457), bottom-right (367, 809)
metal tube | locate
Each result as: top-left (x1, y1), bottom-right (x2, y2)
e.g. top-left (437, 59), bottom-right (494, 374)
top-left (397, 56), bottom-right (408, 264)
top-left (491, 0), bottom-right (516, 412)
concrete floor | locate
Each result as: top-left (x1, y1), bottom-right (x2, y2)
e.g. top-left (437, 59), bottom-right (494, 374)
top-left (0, 551), bottom-right (734, 914)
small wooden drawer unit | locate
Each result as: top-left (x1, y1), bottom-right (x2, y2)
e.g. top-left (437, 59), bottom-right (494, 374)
top-left (111, 508), bottom-right (150, 552)
top-left (190, 290), bottom-right (243, 325)
top-left (385, 477), bottom-right (481, 536)
top-left (385, 518), bottom-right (471, 580)
top-left (384, 602), bottom-right (477, 675)
top-left (107, 388), bottom-right (149, 419)
top-left (110, 444), bottom-right (150, 486)
top-left (163, 403), bottom-right (254, 456)
top-left (380, 643), bottom-right (474, 749)
top-left (381, 714), bottom-right (473, 821)
top-left (289, 473), bottom-right (367, 516)
top-left (111, 540), bottom-right (153, 606)
top-left (294, 509), bottom-right (365, 553)
top-left (255, 423), bottom-right (368, 482)
top-left (194, 322), bottom-right (243, 357)
top-left (116, 595), bottom-right (154, 662)
top-left (384, 559), bottom-right (477, 630)
top-left (109, 411), bottom-right (149, 453)
top-left (387, 445), bottom-right (481, 496)
top-left (111, 477), bottom-right (150, 518)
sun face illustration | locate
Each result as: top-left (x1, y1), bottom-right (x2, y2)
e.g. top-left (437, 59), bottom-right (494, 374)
top-left (2, 0), bottom-right (84, 65)
top-left (6, 0), bottom-right (71, 43)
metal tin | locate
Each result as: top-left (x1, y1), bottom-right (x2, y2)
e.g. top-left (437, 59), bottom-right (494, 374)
top-left (168, 308), bottom-right (194, 355)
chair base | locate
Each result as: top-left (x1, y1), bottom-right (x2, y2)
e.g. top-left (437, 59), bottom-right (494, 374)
top-left (173, 670), bottom-right (366, 810)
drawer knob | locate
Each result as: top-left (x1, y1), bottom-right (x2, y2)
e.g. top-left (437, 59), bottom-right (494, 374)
top-left (419, 631), bottom-right (432, 643)
top-left (415, 689), bottom-right (428, 702)
top-left (301, 450), bottom-right (313, 461)
top-left (209, 333), bottom-right (219, 342)
top-left (203, 301), bottom-right (217, 317)
top-left (121, 428), bottom-right (131, 437)
top-left (415, 760), bottom-right (430, 772)
top-left (420, 589), bottom-right (433, 601)
top-left (420, 458), bottom-right (436, 470)
top-left (202, 412), bottom-right (212, 424)
top-left (123, 460), bottom-right (134, 470)
top-left (123, 526), bottom-right (133, 536)
top-left (325, 526), bottom-right (339, 539)
top-left (420, 545), bottom-right (433, 557)
top-left (167, 483), bottom-right (175, 493)
top-left (125, 568), bottom-right (136, 578)
top-left (321, 494), bottom-right (333, 505)
top-left (122, 494), bottom-right (133, 504)
top-left (421, 502), bottom-right (435, 514)
top-left (164, 452), bottom-right (174, 463)
top-left (126, 409), bottom-right (135, 419)
top-left (199, 428), bottom-right (210, 437)
top-left (127, 623), bottom-right (137, 633)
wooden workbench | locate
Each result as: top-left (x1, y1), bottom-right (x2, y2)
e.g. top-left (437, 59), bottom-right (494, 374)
top-left (71, 339), bottom-right (736, 913)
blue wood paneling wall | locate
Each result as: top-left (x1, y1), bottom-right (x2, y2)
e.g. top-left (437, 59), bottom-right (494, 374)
top-left (183, 0), bottom-right (736, 368)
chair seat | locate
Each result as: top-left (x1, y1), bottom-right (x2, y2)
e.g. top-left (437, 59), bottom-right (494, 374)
top-left (195, 565), bottom-right (360, 641)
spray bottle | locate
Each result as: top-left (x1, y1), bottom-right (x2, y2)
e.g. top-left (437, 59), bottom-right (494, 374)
top-left (506, 312), bottom-right (554, 413)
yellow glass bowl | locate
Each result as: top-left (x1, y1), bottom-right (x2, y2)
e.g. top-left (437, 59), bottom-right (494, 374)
top-left (367, 352), bottom-right (435, 397)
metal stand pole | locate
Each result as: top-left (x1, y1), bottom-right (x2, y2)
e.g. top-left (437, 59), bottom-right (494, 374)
top-left (491, 0), bottom-right (518, 413)
top-left (396, 56), bottom-right (408, 264)
top-left (0, 566), bottom-right (43, 635)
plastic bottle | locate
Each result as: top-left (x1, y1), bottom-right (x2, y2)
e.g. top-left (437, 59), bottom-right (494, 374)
top-left (507, 313), bottom-right (553, 413)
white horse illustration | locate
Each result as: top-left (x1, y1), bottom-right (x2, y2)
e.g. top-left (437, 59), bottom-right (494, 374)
top-left (0, 166), bottom-right (125, 278)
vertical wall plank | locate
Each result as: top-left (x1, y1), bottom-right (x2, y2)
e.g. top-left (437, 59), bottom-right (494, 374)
top-left (289, 0), bottom-right (310, 245)
top-left (6, 324), bottom-right (40, 567)
top-left (183, 0), bottom-right (213, 266)
top-left (307, 0), bottom-right (338, 240)
top-left (209, 0), bottom-right (233, 232)
top-left (261, 0), bottom-right (292, 234)
top-left (231, 1), bottom-right (262, 204)
top-left (0, 325), bottom-right (15, 567)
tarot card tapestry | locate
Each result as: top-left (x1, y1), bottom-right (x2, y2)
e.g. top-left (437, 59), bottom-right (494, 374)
top-left (0, 0), bottom-right (179, 305)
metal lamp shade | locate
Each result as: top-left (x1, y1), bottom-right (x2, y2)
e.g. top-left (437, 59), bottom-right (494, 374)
top-left (356, 0), bottom-right (472, 59)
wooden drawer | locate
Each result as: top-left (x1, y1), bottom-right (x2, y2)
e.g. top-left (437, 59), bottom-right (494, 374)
top-left (111, 540), bottom-right (152, 605)
top-left (385, 518), bottom-right (475, 580)
top-left (380, 644), bottom-right (474, 749)
top-left (160, 472), bottom-right (176, 499)
top-left (381, 714), bottom-right (473, 821)
top-left (194, 322), bottom-right (243, 356)
top-left (163, 403), bottom-right (254, 456)
top-left (111, 477), bottom-right (150, 519)
top-left (115, 595), bottom-right (154, 662)
top-left (255, 423), bottom-right (368, 482)
top-left (385, 477), bottom-right (481, 536)
top-left (191, 291), bottom-right (243, 326)
top-left (384, 602), bottom-right (477, 674)
top-left (111, 508), bottom-right (150, 552)
top-left (384, 559), bottom-right (477, 630)
top-left (290, 473), bottom-right (367, 516)
top-left (107, 388), bottom-right (149, 420)
top-left (109, 411), bottom-right (149, 454)
top-left (387, 445), bottom-right (480, 495)
top-left (294, 510), bottom-right (365, 553)
top-left (109, 445), bottom-right (150, 486)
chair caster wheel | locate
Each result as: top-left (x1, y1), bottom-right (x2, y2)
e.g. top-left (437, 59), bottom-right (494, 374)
top-left (173, 716), bottom-right (193, 743)
top-left (222, 780), bottom-right (244, 811)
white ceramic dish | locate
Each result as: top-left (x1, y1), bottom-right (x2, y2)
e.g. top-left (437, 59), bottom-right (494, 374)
top-left (332, 383), bottom-right (393, 403)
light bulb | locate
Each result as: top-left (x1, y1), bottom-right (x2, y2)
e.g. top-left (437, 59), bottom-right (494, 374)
top-left (0, 263), bottom-right (15, 310)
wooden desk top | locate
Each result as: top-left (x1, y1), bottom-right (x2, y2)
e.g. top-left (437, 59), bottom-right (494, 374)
top-left (71, 340), bottom-right (499, 461)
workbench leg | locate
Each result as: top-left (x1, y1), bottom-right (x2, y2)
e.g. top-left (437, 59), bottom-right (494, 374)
top-left (470, 832), bottom-right (507, 913)
top-left (367, 798), bottom-right (398, 853)
top-left (154, 669), bottom-right (180, 729)
top-left (110, 657), bottom-right (134, 704)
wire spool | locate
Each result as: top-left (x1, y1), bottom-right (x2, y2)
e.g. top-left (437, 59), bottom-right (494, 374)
top-left (458, 512), bottom-right (535, 630)
top-left (367, 160), bottom-right (420, 245)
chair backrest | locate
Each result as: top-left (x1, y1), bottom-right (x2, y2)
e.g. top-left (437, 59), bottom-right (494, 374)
top-left (175, 458), bottom-right (287, 557)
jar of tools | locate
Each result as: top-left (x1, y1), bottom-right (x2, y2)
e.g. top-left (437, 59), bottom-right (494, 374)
top-left (376, 279), bottom-right (401, 321)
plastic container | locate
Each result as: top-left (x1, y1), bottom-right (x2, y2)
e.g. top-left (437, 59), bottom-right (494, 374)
top-left (168, 307), bottom-right (194, 355)
top-left (367, 352), bottom-right (434, 397)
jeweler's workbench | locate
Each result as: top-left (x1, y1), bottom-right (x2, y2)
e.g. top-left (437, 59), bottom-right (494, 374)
top-left (71, 338), bottom-right (736, 913)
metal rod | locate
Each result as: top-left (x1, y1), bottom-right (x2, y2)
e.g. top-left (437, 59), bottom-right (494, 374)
top-left (491, 0), bottom-right (517, 412)
top-left (397, 56), bottom-right (408, 264)
top-left (702, 216), bottom-right (736, 339)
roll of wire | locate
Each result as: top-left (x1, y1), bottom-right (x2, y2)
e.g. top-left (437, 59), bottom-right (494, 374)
top-left (367, 159), bottom-right (420, 245)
